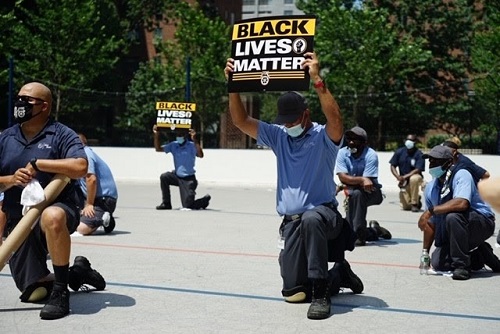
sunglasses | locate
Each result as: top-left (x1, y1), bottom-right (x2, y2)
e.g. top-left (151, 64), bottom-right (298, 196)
top-left (16, 95), bottom-right (45, 104)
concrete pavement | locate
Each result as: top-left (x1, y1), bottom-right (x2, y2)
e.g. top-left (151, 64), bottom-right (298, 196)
top-left (1, 183), bottom-right (499, 333)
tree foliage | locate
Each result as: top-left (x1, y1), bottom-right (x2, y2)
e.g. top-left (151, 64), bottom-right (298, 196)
top-left (125, 2), bottom-right (230, 146)
top-left (5, 0), bottom-right (127, 120)
top-left (297, 0), bottom-right (432, 148)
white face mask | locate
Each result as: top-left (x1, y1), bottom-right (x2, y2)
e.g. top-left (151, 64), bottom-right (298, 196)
top-left (176, 136), bottom-right (185, 144)
top-left (286, 123), bottom-right (304, 137)
top-left (405, 140), bottom-right (415, 149)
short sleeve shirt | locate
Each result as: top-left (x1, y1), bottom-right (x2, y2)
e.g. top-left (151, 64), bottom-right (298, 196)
top-left (257, 122), bottom-right (340, 216)
top-left (0, 120), bottom-right (87, 217)
top-left (78, 146), bottom-right (118, 199)
top-left (389, 147), bottom-right (425, 175)
top-left (335, 146), bottom-right (382, 194)
top-left (424, 169), bottom-right (494, 222)
top-left (163, 141), bottom-right (197, 178)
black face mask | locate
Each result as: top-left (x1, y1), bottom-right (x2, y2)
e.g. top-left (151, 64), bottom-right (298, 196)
top-left (13, 98), bottom-right (42, 124)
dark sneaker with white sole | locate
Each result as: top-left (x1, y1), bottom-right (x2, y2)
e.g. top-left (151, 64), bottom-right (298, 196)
top-left (68, 256), bottom-right (106, 292)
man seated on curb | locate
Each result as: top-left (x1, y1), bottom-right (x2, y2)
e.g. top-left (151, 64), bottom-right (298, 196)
top-left (418, 145), bottom-right (499, 280)
top-left (76, 133), bottom-right (118, 235)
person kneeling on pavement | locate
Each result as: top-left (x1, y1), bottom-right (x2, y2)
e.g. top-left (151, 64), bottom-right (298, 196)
top-left (418, 145), bottom-right (500, 280)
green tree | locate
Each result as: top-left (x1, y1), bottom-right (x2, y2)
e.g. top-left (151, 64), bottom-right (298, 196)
top-left (297, 0), bottom-right (432, 149)
top-left (6, 0), bottom-right (126, 120)
top-left (126, 2), bottom-right (230, 147)
top-left (470, 0), bottom-right (500, 153)
top-left (365, 0), bottom-right (487, 144)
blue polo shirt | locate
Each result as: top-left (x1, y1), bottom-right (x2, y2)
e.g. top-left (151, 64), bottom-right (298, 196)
top-left (389, 147), bottom-right (425, 175)
top-left (257, 122), bottom-right (340, 216)
top-left (0, 120), bottom-right (87, 217)
top-left (163, 141), bottom-right (197, 178)
top-left (78, 146), bottom-right (118, 199)
top-left (335, 146), bottom-right (382, 194)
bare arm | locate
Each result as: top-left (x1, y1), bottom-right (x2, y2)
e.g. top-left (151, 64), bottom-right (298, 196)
top-left (432, 197), bottom-right (470, 214)
top-left (153, 125), bottom-right (163, 152)
top-left (337, 172), bottom-right (376, 193)
top-left (0, 157), bottom-right (87, 191)
top-left (301, 52), bottom-right (343, 143)
top-left (190, 129), bottom-right (204, 158)
top-left (81, 173), bottom-right (97, 217)
top-left (29, 158), bottom-right (87, 180)
top-left (225, 58), bottom-right (260, 139)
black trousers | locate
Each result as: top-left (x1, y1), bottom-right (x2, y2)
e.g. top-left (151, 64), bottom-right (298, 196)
top-left (160, 171), bottom-right (205, 209)
top-left (346, 188), bottom-right (383, 240)
top-left (278, 204), bottom-right (348, 293)
top-left (431, 211), bottom-right (495, 271)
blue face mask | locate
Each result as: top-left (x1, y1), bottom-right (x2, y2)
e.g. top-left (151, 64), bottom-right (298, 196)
top-left (286, 123), bottom-right (304, 138)
top-left (176, 136), bottom-right (185, 144)
top-left (429, 166), bottom-right (446, 179)
top-left (405, 140), bottom-right (415, 150)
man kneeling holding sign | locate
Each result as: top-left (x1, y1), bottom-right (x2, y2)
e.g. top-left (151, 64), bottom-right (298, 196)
top-left (225, 37), bottom-right (363, 319)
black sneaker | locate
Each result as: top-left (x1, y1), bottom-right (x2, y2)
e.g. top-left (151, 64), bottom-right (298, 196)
top-left (199, 195), bottom-right (211, 209)
top-left (68, 256), bottom-right (106, 292)
top-left (478, 242), bottom-right (500, 272)
top-left (335, 260), bottom-right (364, 294)
top-left (39, 288), bottom-right (70, 320)
top-left (156, 203), bottom-right (172, 210)
top-left (369, 220), bottom-right (392, 240)
top-left (103, 214), bottom-right (115, 234)
top-left (452, 268), bottom-right (470, 280)
top-left (307, 279), bottom-right (331, 320)
top-left (470, 248), bottom-right (485, 271)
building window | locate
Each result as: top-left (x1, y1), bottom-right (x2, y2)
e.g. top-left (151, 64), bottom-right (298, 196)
top-left (243, 0), bottom-right (255, 5)
top-left (284, 10), bottom-right (293, 15)
top-left (259, 0), bottom-right (270, 5)
top-left (284, 0), bottom-right (293, 4)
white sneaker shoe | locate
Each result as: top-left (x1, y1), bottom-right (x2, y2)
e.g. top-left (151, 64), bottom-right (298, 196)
top-left (102, 212), bottom-right (111, 227)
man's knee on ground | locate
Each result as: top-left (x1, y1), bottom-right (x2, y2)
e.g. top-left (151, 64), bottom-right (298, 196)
top-left (76, 223), bottom-right (97, 235)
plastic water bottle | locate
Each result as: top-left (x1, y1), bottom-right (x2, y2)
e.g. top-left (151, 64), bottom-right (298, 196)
top-left (419, 249), bottom-right (430, 275)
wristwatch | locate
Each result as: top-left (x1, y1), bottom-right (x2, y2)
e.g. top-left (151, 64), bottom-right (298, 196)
top-left (30, 158), bottom-right (40, 172)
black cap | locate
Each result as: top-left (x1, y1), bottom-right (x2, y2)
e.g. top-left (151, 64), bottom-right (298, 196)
top-left (274, 91), bottom-right (308, 124)
top-left (422, 145), bottom-right (453, 160)
top-left (345, 126), bottom-right (368, 141)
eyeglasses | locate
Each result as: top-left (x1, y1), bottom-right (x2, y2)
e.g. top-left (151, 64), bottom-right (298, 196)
top-left (16, 95), bottom-right (45, 105)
